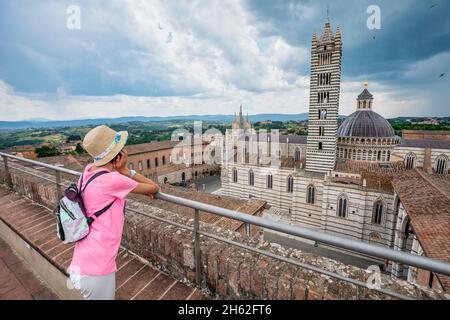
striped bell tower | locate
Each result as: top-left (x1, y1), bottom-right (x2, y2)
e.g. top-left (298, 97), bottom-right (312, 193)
top-left (306, 17), bottom-right (342, 173)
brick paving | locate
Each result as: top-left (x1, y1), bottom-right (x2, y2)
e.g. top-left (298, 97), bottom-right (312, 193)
top-left (0, 186), bottom-right (209, 300)
top-left (0, 236), bottom-right (59, 299)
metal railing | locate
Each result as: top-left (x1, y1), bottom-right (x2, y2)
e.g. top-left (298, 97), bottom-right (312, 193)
top-left (1, 151), bottom-right (450, 300)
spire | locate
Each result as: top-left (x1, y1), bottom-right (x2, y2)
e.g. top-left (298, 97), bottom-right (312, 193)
top-left (318, 16), bottom-right (334, 45)
top-left (324, 16), bottom-right (331, 32)
top-left (239, 105), bottom-right (243, 115)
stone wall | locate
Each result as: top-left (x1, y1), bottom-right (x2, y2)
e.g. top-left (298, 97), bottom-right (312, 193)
top-left (0, 159), bottom-right (448, 300)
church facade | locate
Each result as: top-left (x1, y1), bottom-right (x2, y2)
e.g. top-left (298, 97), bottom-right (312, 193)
top-left (220, 18), bottom-right (450, 290)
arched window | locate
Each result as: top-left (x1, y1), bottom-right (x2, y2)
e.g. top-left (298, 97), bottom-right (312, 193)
top-left (181, 172), bottom-right (186, 182)
top-left (319, 126), bottom-right (325, 136)
top-left (248, 170), bottom-right (254, 186)
top-left (155, 157), bottom-right (159, 167)
top-left (138, 161), bottom-right (143, 171)
top-left (232, 168), bottom-right (238, 183)
top-left (372, 200), bottom-right (383, 225)
top-left (435, 155), bottom-right (448, 175)
top-left (146, 159), bottom-right (151, 169)
top-left (162, 155), bottom-right (166, 165)
top-left (306, 185), bottom-right (315, 204)
top-left (287, 175), bottom-right (294, 193)
top-left (267, 174), bottom-right (273, 189)
top-left (337, 195), bottom-right (348, 218)
top-left (405, 153), bottom-right (416, 170)
top-left (128, 162), bottom-right (134, 170)
top-left (394, 196), bottom-right (401, 215)
top-left (318, 142), bottom-right (323, 150)
top-left (294, 148), bottom-right (301, 161)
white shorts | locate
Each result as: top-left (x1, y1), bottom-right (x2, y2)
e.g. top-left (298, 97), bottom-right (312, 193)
top-left (70, 271), bottom-right (116, 300)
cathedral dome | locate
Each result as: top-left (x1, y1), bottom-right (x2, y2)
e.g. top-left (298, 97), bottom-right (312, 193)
top-left (337, 110), bottom-right (395, 138)
top-left (336, 83), bottom-right (399, 163)
top-left (338, 82), bottom-right (395, 138)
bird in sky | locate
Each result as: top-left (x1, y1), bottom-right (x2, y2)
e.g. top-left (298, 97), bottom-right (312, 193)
top-left (429, 4), bottom-right (437, 9)
top-left (439, 73), bottom-right (445, 78)
top-left (166, 32), bottom-right (173, 43)
top-left (158, 23), bottom-right (163, 30)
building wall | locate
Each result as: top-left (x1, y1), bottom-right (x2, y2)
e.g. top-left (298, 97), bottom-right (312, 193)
top-left (127, 142), bottom-right (220, 184)
top-left (221, 164), bottom-right (397, 247)
top-left (393, 146), bottom-right (450, 171)
top-left (128, 148), bottom-right (173, 178)
top-left (402, 130), bottom-right (450, 141)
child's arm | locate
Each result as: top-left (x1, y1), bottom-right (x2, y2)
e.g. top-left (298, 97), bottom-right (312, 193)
top-left (113, 149), bottom-right (161, 197)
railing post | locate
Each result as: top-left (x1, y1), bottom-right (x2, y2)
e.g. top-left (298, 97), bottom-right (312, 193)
top-left (2, 155), bottom-right (13, 189)
top-left (55, 170), bottom-right (62, 200)
top-left (194, 208), bottom-right (201, 285)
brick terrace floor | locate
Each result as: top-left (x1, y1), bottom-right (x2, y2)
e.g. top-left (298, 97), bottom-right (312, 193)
top-left (0, 236), bottom-right (59, 299)
top-left (0, 187), bottom-right (208, 300)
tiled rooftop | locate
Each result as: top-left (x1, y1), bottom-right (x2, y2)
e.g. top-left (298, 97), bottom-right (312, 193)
top-left (125, 141), bottom-right (180, 155)
top-left (0, 186), bottom-right (209, 300)
top-left (334, 159), bottom-right (407, 191)
top-left (392, 169), bottom-right (450, 290)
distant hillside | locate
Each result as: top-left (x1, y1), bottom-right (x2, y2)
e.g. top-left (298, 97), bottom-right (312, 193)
top-left (2, 113), bottom-right (449, 131)
top-left (0, 113), bottom-right (312, 130)
top-left (388, 116), bottom-right (450, 122)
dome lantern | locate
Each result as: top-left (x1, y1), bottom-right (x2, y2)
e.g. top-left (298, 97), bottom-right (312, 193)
top-left (357, 81), bottom-right (374, 110)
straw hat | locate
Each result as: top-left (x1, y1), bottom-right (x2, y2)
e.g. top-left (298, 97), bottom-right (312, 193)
top-left (83, 125), bottom-right (128, 166)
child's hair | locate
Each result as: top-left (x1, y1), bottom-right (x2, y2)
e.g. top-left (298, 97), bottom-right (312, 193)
top-left (109, 149), bottom-right (123, 164)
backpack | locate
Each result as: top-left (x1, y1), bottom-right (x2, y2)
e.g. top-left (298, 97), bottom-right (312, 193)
top-left (55, 170), bottom-right (115, 244)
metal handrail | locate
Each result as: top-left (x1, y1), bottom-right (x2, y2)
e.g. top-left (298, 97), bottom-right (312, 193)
top-left (1, 151), bottom-right (450, 300)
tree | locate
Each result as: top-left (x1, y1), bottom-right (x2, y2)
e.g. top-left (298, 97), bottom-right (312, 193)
top-left (75, 143), bottom-right (84, 154)
top-left (35, 145), bottom-right (61, 158)
top-left (66, 134), bottom-right (82, 143)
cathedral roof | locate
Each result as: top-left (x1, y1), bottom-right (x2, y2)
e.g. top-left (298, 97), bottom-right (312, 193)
top-left (357, 88), bottom-right (373, 100)
top-left (337, 110), bottom-right (396, 138)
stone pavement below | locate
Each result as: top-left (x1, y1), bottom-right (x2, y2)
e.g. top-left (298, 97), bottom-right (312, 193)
top-left (0, 236), bottom-right (59, 299)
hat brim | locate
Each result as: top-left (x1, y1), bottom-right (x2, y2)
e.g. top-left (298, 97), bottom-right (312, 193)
top-left (93, 131), bottom-right (129, 166)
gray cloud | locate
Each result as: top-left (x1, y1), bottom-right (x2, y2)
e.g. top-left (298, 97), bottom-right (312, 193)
top-left (0, 0), bottom-right (449, 120)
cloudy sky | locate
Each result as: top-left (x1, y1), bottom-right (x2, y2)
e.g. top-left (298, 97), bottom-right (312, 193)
top-left (0, 0), bottom-right (449, 121)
